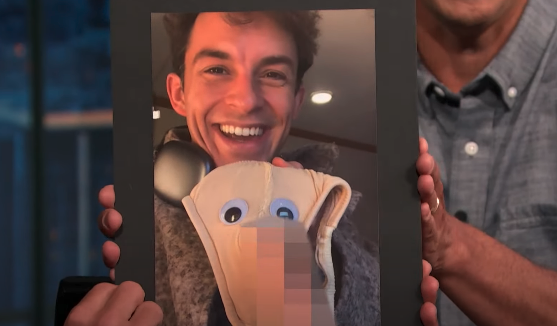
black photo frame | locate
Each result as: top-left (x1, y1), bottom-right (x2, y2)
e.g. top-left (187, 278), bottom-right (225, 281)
top-left (110, 0), bottom-right (421, 325)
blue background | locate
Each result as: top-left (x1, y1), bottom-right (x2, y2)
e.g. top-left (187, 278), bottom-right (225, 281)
top-left (0, 0), bottom-right (114, 325)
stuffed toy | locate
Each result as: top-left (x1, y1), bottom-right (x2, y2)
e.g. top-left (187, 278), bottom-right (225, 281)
top-left (182, 160), bottom-right (352, 326)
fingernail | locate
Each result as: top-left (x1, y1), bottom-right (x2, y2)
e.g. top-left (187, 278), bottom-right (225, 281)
top-left (102, 211), bottom-right (109, 229)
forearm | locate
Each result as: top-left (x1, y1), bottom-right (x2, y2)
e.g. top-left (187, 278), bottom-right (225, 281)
top-left (438, 219), bottom-right (557, 326)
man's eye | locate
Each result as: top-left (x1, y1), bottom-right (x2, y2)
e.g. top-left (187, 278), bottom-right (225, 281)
top-left (205, 67), bottom-right (228, 75)
top-left (263, 71), bottom-right (286, 80)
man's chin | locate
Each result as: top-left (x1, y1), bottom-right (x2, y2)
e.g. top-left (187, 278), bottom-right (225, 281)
top-left (430, 0), bottom-right (505, 28)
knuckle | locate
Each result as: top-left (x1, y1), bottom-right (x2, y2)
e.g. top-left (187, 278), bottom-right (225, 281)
top-left (142, 301), bottom-right (164, 319)
top-left (64, 307), bottom-right (89, 326)
top-left (96, 313), bottom-right (120, 326)
top-left (423, 234), bottom-right (435, 244)
top-left (120, 281), bottom-right (145, 299)
top-left (87, 282), bottom-right (116, 298)
top-left (86, 283), bottom-right (114, 299)
top-left (93, 282), bottom-right (116, 293)
top-left (417, 176), bottom-right (428, 187)
top-left (422, 225), bottom-right (437, 241)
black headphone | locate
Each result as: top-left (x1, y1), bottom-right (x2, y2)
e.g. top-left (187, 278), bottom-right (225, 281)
top-left (154, 140), bottom-right (216, 207)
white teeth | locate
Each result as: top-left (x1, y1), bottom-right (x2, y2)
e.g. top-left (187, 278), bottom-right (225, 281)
top-left (220, 124), bottom-right (264, 137)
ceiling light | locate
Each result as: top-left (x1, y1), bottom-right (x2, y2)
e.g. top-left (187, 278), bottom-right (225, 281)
top-left (311, 91), bottom-right (333, 104)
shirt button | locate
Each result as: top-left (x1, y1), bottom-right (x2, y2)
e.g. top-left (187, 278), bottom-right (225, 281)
top-left (433, 86), bottom-right (445, 98)
top-left (464, 142), bottom-right (479, 156)
top-left (508, 87), bottom-right (517, 98)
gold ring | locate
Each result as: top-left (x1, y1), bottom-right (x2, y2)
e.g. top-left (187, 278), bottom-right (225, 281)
top-left (431, 197), bottom-right (440, 214)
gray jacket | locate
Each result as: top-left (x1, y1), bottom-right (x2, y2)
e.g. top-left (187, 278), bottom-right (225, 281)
top-left (153, 127), bottom-right (380, 326)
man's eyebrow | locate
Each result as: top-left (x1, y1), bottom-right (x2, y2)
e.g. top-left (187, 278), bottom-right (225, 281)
top-left (192, 48), bottom-right (230, 64)
top-left (258, 55), bottom-right (296, 72)
top-left (192, 50), bottom-right (296, 72)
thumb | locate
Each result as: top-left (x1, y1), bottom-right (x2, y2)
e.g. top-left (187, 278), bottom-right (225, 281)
top-left (271, 157), bottom-right (303, 169)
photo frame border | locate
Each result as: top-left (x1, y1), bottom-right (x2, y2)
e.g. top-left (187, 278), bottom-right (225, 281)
top-left (110, 0), bottom-right (422, 325)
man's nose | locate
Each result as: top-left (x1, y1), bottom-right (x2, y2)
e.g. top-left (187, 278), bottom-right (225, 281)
top-left (224, 74), bottom-right (264, 113)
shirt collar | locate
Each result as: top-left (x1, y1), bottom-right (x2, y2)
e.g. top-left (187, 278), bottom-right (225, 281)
top-left (485, 0), bottom-right (556, 108)
top-left (417, 0), bottom-right (556, 109)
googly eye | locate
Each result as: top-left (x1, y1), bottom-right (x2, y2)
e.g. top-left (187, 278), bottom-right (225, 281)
top-left (269, 198), bottom-right (299, 221)
top-left (220, 199), bottom-right (248, 225)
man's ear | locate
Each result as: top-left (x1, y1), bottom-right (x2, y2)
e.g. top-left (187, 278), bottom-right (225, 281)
top-left (293, 84), bottom-right (306, 119)
top-left (166, 73), bottom-right (188, 117)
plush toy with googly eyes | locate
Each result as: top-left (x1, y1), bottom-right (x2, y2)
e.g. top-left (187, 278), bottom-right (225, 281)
top-left (182, 161), bottom-right (352, 326)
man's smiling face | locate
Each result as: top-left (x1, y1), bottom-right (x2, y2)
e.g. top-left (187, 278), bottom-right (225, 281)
top-left (166, 12), bottom-right (306, 167)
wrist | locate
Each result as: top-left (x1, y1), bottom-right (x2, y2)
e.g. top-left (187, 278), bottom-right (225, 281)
top-left (434, 216), bottom-right (473, 281)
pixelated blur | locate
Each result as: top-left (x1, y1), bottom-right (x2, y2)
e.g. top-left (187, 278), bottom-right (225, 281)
top-left (245, 218), bottom-right (335, 326)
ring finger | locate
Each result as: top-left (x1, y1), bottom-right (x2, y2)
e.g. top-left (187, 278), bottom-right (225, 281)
top-left (417, 174), bottom-right (439, 214)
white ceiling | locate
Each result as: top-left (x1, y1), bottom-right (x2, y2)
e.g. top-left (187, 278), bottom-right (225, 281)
top-left (151, 9), bottom-right (376, 146)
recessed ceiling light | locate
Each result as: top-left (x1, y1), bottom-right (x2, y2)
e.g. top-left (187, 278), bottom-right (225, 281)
top-left (311, 91), bottom-right (333, 104)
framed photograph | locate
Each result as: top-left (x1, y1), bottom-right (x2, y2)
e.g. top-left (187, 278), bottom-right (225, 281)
top-left (110, 0), bottom-right (421, 325)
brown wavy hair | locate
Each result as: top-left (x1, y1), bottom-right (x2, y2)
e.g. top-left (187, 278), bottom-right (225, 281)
top-left (163, 11), bottom-right (321, 90)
